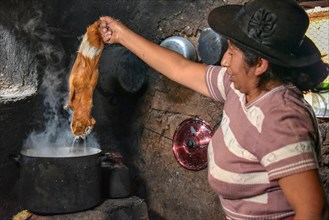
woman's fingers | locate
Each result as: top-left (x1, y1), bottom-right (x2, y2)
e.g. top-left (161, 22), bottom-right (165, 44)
top-left (98, 18), bottom-right (113, 43)
top-left (99, 16), bottom-right (124, 44)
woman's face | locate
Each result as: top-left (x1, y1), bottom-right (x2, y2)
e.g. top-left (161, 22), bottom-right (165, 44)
top-left (220, 41), bottom-right (259, 95)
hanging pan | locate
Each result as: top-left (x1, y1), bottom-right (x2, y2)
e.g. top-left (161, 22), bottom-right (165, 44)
top-left (197, 27), bottom-right (228, 65)
top-left (160, 36), bottom-right (197, 61)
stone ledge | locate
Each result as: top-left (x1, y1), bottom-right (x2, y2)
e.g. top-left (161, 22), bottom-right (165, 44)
top-left (27, 196), bottom-right (149, 220)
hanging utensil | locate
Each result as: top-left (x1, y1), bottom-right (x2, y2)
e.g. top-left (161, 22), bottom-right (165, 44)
top-left (197, 27), bottom-right (228, 65)
top-left (160, 36), bottom-right (197, 61)
top-left (172, 117), bottom-right (214, 171)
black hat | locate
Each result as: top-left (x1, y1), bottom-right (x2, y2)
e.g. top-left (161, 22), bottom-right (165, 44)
top-left (208, 0), bottom-right (323, 68)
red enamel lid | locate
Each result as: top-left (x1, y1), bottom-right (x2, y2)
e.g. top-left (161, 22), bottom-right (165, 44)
top-left (172, 117), bottom-right (214, 171)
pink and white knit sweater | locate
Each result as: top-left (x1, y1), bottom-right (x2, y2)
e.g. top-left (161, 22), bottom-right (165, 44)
top-left (205, 65), bottom-right (320, 220)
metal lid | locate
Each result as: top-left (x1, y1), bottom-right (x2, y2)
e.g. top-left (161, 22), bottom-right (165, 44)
top-left (160, 36), bottom-right (197, 61)
top-left (172, 117), bottom-right (214, 171)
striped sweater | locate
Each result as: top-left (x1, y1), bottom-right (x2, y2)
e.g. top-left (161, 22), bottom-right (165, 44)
top-left (205, 65), bottom-right (320, 220)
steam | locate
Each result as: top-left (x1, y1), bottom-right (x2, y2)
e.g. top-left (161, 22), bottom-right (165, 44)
top-left (20, 3), bottom-right (99, 150)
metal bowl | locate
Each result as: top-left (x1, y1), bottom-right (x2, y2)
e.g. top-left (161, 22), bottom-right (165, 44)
top-left (197, 28), bottom-right (228, 65)
top-left (160, 36), bottom-right (197, 61)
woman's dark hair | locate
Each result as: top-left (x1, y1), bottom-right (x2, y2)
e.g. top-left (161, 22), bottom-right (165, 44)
top-left (232, 41), bottom-right (329, 93)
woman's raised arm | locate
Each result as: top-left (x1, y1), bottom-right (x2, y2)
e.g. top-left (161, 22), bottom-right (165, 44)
top-left (99, 16), bottom-right (210, 97)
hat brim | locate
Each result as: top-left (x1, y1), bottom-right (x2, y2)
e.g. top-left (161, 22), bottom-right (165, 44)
top-left (208, 5), bottom-right (322, 67)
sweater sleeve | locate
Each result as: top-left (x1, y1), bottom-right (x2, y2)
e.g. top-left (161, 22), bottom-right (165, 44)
top-left (205, 65), bottom-right (230, 102)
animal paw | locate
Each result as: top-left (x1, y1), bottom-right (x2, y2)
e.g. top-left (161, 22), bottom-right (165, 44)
top-left (84, 125), bottom-right (94, 136)
top-left (63, 104), bottom-right (70, 110)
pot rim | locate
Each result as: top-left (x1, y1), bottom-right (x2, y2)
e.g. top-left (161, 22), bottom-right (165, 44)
top-left (20, 147), bottom-right (102, 158)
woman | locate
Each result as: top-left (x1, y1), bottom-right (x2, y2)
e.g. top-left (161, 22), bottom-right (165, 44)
top-left (99, 0), bottom-right (329, 219)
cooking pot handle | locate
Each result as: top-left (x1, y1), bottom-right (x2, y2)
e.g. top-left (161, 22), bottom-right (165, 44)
top-left (9, 154), bottom-right (21, 165)
top-left (100, 151), bottom-right (123, 165)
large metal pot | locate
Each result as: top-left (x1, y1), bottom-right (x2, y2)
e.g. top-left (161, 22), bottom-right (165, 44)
top-left (13, 147), bottom-right (102, 214)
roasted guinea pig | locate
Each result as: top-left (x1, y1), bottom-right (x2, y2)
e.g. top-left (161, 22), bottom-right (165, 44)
top-left (65, 20), bottom-right (104, 137)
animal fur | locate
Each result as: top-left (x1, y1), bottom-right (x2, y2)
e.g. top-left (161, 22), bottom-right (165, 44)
top-left (65, 20), bottom-right (104, 137)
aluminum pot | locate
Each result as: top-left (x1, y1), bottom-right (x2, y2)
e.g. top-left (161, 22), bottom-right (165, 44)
top-left (197, 28), bottom-right (228, 65)
top-left (12, 147), bottom-right (102, 214)
top-left (160, 36), bottom-right (197, 61)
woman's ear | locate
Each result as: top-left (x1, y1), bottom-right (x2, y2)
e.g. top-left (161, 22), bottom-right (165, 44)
top-left (255, 58), bottom-right (269, 76)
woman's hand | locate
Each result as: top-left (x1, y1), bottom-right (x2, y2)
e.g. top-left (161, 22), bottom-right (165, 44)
top-left (99, 16), bottom-right (125, 45)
